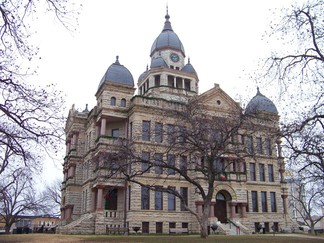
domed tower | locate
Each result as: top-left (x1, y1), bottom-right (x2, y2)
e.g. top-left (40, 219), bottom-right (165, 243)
top-left (245, 87), bottom-right (278, 116)
top-left (137, 8), bottom-right (199, 102)
top-left (96, 56), bottom-right (136, 116)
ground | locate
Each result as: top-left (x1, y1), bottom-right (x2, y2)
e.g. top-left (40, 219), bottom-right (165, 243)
top-left (0, 234), bottom-right (323, 243)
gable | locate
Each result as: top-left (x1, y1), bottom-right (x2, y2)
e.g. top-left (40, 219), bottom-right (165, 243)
top-left (198, 84), bottom-right (242, 114)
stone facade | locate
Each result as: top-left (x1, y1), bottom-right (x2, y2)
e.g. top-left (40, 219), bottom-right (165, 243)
top-left (58, 10), bottom-right (293, 235)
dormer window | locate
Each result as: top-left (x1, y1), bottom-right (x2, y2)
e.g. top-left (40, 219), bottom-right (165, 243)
top-left (111, 97), bottom-right (116, 106)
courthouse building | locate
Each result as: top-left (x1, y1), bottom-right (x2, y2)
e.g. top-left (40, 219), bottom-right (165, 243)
top-left (58, 10), bottom-right (293, 235)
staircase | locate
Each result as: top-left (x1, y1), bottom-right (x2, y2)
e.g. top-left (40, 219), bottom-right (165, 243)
top-left (214, 220), bottom-right (251, 235)
top-left (57, 213), bottom-right (95, 234)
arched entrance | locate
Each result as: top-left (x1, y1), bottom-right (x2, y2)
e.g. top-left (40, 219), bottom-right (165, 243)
top-left (215, 190), bottom-right (231, 223)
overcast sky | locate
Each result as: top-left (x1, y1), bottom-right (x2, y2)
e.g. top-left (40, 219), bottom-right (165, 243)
top-left (34, 0), bottom-right (296, 183)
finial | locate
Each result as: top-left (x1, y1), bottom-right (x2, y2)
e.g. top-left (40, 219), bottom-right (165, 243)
top-left (163, 5), bottom-right (172, 31)
top-left (188, 57), bottom-right (191, 64)
top-left (115, 55), bottom-right (120, 64)
top-left (83, 104), bottom-right (89, 112)
top-left (146, 65), bottom-right (148, 71)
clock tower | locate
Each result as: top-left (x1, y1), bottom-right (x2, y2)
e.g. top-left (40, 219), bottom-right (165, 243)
top-left (137, 9), bottom-right (199, 102)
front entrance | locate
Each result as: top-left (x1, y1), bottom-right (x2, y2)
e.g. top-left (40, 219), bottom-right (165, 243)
top-left (215, 191), bottom-right (231, 223)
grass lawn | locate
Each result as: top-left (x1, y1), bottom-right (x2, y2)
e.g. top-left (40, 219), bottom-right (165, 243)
top-left (0, 234), bottom-right (323, 243)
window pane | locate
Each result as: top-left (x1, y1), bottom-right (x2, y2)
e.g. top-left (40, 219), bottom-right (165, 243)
top-left (250, 163), bottom-right (256, 181)
top-left (268, 164), bottom-right (274, 182)
top-left (167, 154), bottom-right (175, 175)
top-left (111, 97), bottom-right (116, 106)
top-left (270, 192), bottom-right (277, 212)
top-left (246, 136), bottom-right (253, 154)
top-left (141, 186), bottom-right (150, 210)
top-left (168, 187), bottom-right (176, 211)
top-left (142, 152), bottom-right (150, 173)
top-left (154, 153), bottom-right (163, 174)
top-left (155, 122), bottom-right (163, 143)
top-left (155, 188), bottom-right (163, 210)
top-left (167, 124), bottom-right (175, 144)
top-left (252, 191), bottom-right (258, 212)
top-left (142, 121), bottom-right (151, 141)
top-left (256, 137), bottom-right (262, 154)
top-left (259, 164), bottom-right (265, 181)
top-left (121, 98), bottom-right (126, 107)
top-left (261, 191), bottom-right (267, 212)
top-left (112, 129), bottom-right (119, 137)
top-left (180, 187), bottom-right (188, 211)
top-left (180, 156), bottom-right (187, 175)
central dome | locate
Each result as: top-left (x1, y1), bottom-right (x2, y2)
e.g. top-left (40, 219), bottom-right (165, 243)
top-left (150, 11), bottom-right (185, 56)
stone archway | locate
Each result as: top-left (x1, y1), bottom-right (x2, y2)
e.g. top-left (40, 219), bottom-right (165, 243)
top-left (215, 190), bottom-right (231, 223)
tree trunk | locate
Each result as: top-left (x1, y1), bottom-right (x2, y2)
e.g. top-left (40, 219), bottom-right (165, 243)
top-left (200, 203), bottom-right (210, 238)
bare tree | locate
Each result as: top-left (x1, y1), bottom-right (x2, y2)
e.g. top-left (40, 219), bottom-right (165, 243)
top-left (41, 178), bottom-right (62, 217)
top-left (0, 0), bottom-right (80, 176)
top-left (288, 176), bottom-right (324, 235)
top-left (101, 98), bottom-right (273, 238)
top-left (265, 0), bottom-right (324, 183)
top-left (0, 167), bottom-right (44, 233)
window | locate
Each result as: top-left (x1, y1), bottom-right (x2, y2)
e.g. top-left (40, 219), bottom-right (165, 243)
top-left (270, 192), bottom-right (277, 212)
top-left (180, 156), bottom-right (187, 175)
top-left (180, 187), bottom-right (188, 211)
top-left (259, 164), bottom-right (265, 181)
top-left (169, 222), bottom-right (176, 229)
top-left (265, 138), bottom-right (272, 156)
top-left (155, 187), bottom-right (163, 210)
top-left (142, 152), bottom-right (150, 173)
top-left (141, 186), bottom-right (150, 210)
top-left (111, 129), bottom-right (119, 138)
top-left (261, 191), bottom-right (267, 212)
top-left (129, 122), bottom-right (133, 140)
top-left (184, 79), bottom-right (190, 91)
top-left (156, 222), bottom-right (163, 233)
top-left (178, 126), bottom-right (186, 143)
top-left (121, 98), bottom-right (126, 107)
top-left (154, 153), bottom-right (163, 174)
top-left (142, 222), bottom-right (149, 234)
top-left (167, 124), bottom-right (175, 144)
top-left (246, 136), bottom-right (253, 154)
top-left (250, 163), bottom-right (256, 181)
top-left (251, 191), bottom-right (258, 212)
top-left (168, 187), bottom-right (176, 211)
top-left (155, 122), bottom-right (163, 143)
top-left (182, 222), bottom-right (188, 228)
top-left (167, 154), bottom-right (175, 175)
top-left (268, 164), bottom-right (274, 182)
top-left (256, 137), bottom-right (262, 154)
top-left (110, 97), bottom-right (116, 106)
top-left (142, 121), bottom-right (151, 141)
top-left (154, 75), bottom-right (160, 86)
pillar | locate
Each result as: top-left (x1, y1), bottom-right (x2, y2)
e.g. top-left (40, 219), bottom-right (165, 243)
top-left (281, 195), bottom-right (288, 214)
top-left (209, 202), bottom-right (215, 217)
top-left (91, 189), bottom-right (96, 211)
top-left (100, 118), bottom-right (106, 136)
top-left (241, 203), bottom-right (247, 218)
top-left (230, 202), bottom-right (237, 218)
top-left (72, 133), bottom-right (77, 149)
top-left (197, 204), bottom-right (203, 215)
top-left (173, 76), bottom-right (176, 87)
top-left (97, 187), bottom-right (104, 210)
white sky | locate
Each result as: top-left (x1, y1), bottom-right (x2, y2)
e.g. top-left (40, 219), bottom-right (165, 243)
top-left (34, 0), bottom-right (297, 183)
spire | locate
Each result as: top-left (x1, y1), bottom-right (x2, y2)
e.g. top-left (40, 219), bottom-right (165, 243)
top-left (163, 5), bottom-right (173, 31)
top-left (115, 55), bottom-right (120, 65)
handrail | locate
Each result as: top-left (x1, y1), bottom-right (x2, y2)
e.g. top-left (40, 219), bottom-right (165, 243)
top-left (225, 218), bottom-right (241, 235)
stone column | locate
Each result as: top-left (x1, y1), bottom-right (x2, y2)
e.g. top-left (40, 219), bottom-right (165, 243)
top-left (241, 203), bottom-right (247, 218)
top-left (96, 187), bottom-right (104, 210)
top-left (72, 133), bottom-right (77, 149)
top-left (230, 202), bottom-right (237, 218)
top-left (182, 78), bottom-right (185, 89)
top-left (281, 195), bottom-right (288, 214)
top-left (173, 76), bottom-right (176, 87)
top-left (209, 202), bottom-right (215, 217)
top-left (197, 204), bottom-right (203, 215)
top-left (100, 118), bottom-right (106, 136)
top-left (91, 189), bottom-right (96, 211)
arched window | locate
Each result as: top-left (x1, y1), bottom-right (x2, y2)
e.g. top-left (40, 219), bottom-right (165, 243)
top-left (121, 98), bottom-right (126, 107)
top-left (111, 97), bottom-right (116, 106)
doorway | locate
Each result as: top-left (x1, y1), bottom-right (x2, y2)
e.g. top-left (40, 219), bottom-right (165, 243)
top-left (215, 191), bottom-right (230, 223)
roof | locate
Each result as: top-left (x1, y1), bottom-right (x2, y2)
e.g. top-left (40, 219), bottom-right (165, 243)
top-left (245, 88), bottom-right (278, 115)
top-left (150, 11), bottom-right (185, 56)
top-left (98, 56), bottom-right (134, 90)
